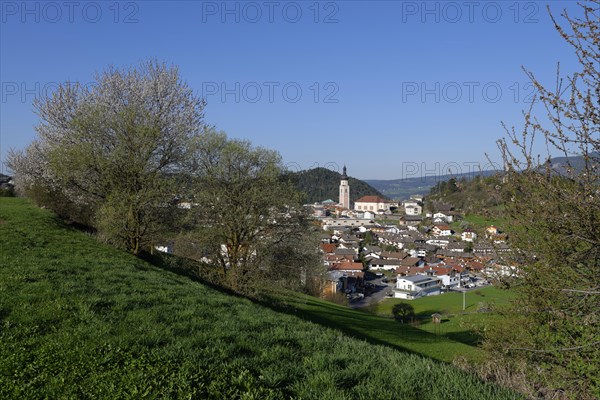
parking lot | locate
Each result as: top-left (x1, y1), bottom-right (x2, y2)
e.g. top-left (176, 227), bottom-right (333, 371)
top-left (347, 273), bottom-right (395, 309)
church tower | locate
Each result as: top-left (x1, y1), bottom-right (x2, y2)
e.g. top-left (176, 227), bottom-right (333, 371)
top-left (339, 166), bottom-right (350, 209)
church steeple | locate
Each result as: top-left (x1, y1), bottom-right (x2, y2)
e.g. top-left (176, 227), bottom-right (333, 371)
top-left (341, 165), bottom-right (348, 180)
top-left (339, 165), bottom-right (350, 209)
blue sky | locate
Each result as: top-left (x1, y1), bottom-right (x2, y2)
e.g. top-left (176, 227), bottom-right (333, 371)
top-left (0, 1), bottom-right (582, 179)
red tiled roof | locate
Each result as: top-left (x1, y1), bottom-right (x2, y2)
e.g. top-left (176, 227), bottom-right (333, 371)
top-left (401, 257), bottom-right (421, 267)
top-left (324, 255), bottom-right (353, 263)
top-left (330, 262), bottom-right (364, 271)
top-left (380, 251), bottom-right (408, 260)
top-left (320, 243), bottom-right (337, 254)
top-left (355, 195), bottom-right (394, 204)
top-left (424, 266), bottom-right (454, 275)
top-left (444, 264), bottom-right (465, 273)
top-left (395, 266), bottom-right (421, 276)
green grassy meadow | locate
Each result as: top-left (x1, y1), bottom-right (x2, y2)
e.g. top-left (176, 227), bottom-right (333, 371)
top-left (372, 288), bottom-right (515, 349)
top-left (271, 290), bottom-right (488, 363)
top-left (375, 287), bottom-right (514, 316)
top-left (0, 198), bottom-right (520, 399)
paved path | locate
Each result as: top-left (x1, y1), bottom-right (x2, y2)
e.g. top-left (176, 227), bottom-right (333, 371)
top-left (349, 277), bottom-right (394, 309)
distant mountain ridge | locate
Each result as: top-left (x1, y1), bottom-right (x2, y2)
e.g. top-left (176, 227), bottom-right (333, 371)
top-left (543, 152), bottom-right (599, 174)
top-left (366, 170), bottom-right (499, 201)
top-left (366, 153), bottom-right (597, 200)
top-left (287, 167), bottom-right (385, 204)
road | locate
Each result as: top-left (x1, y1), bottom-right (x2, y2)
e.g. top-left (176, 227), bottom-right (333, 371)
top-left (349, 276), bottom-right (394, 309)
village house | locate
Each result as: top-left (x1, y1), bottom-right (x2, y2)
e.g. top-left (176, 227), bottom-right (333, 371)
top-left (403, 199), bottom-right (423, 216)
top-left (354, 195), bottom-right (398, 214)
top-left (394, 265), bottom-right (420, 276)
top-left (473, 243), bottom-right (511, 257)
top-left (491, 233), bottom-right (508, 244)
top-left (320, 243), bottom-right (337, 254)
top-left (380, 251), bottom-right (409, 260)
top-left (431, 225), bottom-right (453, 236)
top-left (369, 258), bottom-right (403, 271)
top-left (338, 242), bottom-right (360, 251)
top-left (400, 215), bottom-right (422, 226)
top-left (433, 212), bottom-right (453, 223)
top-left (323, 254), bottom-right (355, 267)
top-left (394, 275), bottom-right (442, 299)
top-left (438, 272), bottom-right (461, 289)
top-left (328, 261), bottom-right (365, 292)
top-left (461, 229), bottom-right (477, 242)
top-left (355, 210), bottom-right (376, 220)
top-left (334, 247), bottom-right (358, 256)
top-left (330, 261), bottom-right (364, 273)
top-left (447, 241), bottom-right (468, 253)
top-left (485, 225), bottom-right (501, 238)
top-left (400, 257), bottom-right (424, 268)
top-left (426, 237), bottom-right (451, 248)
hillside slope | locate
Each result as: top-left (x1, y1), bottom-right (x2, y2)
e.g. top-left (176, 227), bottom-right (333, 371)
top-left (0, 198), bottom-right (519, 399)
top-left (288, 167), bottom-right (385, 204)
top-left (366, 153), bottom-right (599, 200)
top-left (366, 170), bottom-right (499, 201)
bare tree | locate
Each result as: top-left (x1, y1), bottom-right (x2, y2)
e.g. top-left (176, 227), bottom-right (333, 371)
top-left (487, 2), bottom-right (599, 398)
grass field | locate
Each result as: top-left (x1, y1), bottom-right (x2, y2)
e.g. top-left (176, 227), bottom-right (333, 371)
top-left (375, 287), bottom-right (514, 316)
top-left (270, 290), bottom-right (489, 363)
top-left (371, 288), bottom-right (515, 348)
top-left (0, 198), bottom-right (520, 399)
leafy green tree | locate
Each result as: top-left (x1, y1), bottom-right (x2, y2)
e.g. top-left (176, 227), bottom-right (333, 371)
top-left (362, 231), bottom-right (375, 247)
top-left (392, 303), bottom-right (415, 324)
top-left (486, 2), bottom-right (600, 398)
top-left (8, 60), bottom-right (206, 255)
top-left (186, 130), bottom-right (324, 293)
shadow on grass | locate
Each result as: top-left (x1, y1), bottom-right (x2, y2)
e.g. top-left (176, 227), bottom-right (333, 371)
top-left (140, 252), bottom-right (243, 300)
top-left (258, 292), bottom-right (480, 364)
top-left (445, 330), bottom-right (483, 347)
top-left (144, 252), bottom-right (479, 364)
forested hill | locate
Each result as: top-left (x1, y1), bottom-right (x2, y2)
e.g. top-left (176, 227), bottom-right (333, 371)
top-left (426, 174), bottom-right (505, 214)
top-left (287, 167), bottom-right (385, 204)
top-left (366, 170), bottom-right (499, 201)
top-left (424, 153), bottom-right (599, 213)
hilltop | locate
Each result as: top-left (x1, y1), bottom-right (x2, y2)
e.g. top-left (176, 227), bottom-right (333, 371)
top-left (288, 167), bottom-right (385, 204)
top-left (366, 153), bottom-right (598, 200)
top-left (366, 170), bottom-right (499, 201)
top-left (0, 198), bottom-right (519, 399)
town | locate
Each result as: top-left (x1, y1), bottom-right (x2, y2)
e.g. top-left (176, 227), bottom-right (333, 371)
top-left (3, 1), bottom-right (596, 397)
top-left (308, 167), bottom-right (513, 304)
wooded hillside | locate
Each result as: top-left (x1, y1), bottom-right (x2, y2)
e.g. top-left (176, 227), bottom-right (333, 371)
top-left (287, 167), bottom-right (385, 204)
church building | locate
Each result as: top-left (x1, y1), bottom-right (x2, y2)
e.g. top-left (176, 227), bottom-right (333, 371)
top-left (339, 166), bottom-right (350, 209)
